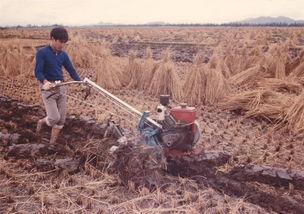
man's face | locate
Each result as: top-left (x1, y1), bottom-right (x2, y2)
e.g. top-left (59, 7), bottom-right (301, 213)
top-left (51, 38), bottom-right (67, 51)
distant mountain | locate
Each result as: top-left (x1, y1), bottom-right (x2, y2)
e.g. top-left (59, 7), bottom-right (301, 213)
top-left (237, 16), bottom-right (304, 24)
top-left (93, 16), bottom-right (304, 27)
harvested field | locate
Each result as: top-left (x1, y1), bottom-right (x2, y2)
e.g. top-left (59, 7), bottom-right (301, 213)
top-left (1, 27), bottom-right (304, 213)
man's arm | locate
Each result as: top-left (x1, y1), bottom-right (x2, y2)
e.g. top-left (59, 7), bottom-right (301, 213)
top-left (34, 51), bottom-right (46, 83)
top-left (63, 53), bottom-right (81, 81)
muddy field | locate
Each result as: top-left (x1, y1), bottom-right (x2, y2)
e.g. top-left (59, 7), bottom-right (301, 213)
top-left (1, 26), bottom-right (304, 213)
top-left (1, 92), bottom-right (304, 213)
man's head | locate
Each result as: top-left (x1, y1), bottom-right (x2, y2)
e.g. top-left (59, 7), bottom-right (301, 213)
top-left (50, 27), bottom-right (68, 51)
top-left (50, 27), bottom-right (68, 42)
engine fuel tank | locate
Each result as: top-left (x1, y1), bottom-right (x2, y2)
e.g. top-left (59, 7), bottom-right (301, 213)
top-left (170, 103), bottom-right (196, 123)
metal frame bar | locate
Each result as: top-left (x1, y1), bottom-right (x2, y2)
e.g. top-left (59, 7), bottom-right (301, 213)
top-left (83, 78), bottom-right (162, 129)
top-left (54, 78), bottom-right (162, 129)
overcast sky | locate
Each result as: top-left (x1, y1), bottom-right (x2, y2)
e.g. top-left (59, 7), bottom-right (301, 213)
top-left (0, 0), bottom-right (304, 26)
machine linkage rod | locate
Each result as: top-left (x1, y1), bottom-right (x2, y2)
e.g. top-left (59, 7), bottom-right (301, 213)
top-left (60, 78), bottom-right (162, 129)
top-left (83, 78), bottom-right (162, 129)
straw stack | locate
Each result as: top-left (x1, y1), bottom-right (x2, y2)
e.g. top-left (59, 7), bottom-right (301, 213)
top-left (0, 41), bottom-right (34, 77)
top-left (148, 49), bottom-right (183, 101)
top-left (66, 36), bottom-right (92, 68)
top-left (124, 50), bottom-right (142, 89)
top-left (139, 47), bottom-right (159, 90)
top-left (288, 61), bottom-right (304, 81)
top-left (257, 78), bottom-right (303, 95)
top-left (183, 51), bottom-right (232, 105)
top-left (262, 43), bottom-right (289, 79)
top-left (95, 52), bottom-right (122, 89)
top-left (229, 65), bottom-right (266, 89)
top-left (207, 45), bottom-right (231, 78)
top-left (219, 89), bottom-right (292, 121)
top-left (183, 64), bottom-right (206, 105)
top-left (282, 91), bottom-right (304, 133)
top-left (204, 68), bottom-right (232, 105)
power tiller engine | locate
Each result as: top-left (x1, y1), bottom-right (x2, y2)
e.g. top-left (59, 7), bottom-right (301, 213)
top-left (146, 95), bottom-right (200, 155)
top-left (50, 78), bottom-right (201, 156)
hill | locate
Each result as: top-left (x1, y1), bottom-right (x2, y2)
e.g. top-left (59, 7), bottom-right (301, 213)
top-left (237, 16), bottom-right (304, 24)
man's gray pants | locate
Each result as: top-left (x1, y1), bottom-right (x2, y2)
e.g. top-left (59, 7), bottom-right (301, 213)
top-left (40, 86), bottom-right (67, 129)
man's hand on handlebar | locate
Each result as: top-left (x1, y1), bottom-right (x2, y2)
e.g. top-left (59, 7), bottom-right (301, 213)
top-left (42, 81), bottom-right (56, 91)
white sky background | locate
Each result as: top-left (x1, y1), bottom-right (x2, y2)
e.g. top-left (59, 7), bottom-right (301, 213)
top-left (0, 0), bottom-right (304, 26)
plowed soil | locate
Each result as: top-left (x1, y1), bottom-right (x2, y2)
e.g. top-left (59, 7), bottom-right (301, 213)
top-left (1, 93), bottom-right (304, 213)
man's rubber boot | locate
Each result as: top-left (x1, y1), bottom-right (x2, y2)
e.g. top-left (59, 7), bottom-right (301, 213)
top-left (49, 127), bottom-right (61, 144)
top-left (36, 118), bottom-right (47, 135)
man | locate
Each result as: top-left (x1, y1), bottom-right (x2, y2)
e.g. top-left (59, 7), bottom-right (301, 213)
top-left (35, 27), bottom-right (81, 144)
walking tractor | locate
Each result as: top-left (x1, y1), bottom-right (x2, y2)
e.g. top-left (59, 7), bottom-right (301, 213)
top-left (54, 78), bottom-right (201, 156)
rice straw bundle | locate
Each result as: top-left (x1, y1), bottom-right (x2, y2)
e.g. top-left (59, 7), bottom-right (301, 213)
top-left (139, 47), bottom-right (158, 90)
top-left (144, 46), bottom-right (153, 59)
top-left (234, 48), bottom-right (249, 73)
top-left (282, 91), bottom-right (304, 133)
top-left (184, 50), bottom-right (233, 105)
top-left (274, 58), bottom-right (286, 79)
top-left (160, 48), bottom-right (171, 63)
top-left (208, 53), bottom-right (231, 78)
top-left (0, 42), bottom-right (34, 77)
top-left (66, 33), bottom-right (111, 69)
top-left (183, 64), bottom-right (206, 105)
top-left (95, 54), bottom-right (122, 89)
top-left (123, 50), bottom-right (142, 88)
top-left (183, 52), bottom-right (205, 105)
top-left (5, 50), bottom-right (20, 76)
top-left (267, 43), bottom-right (288, 57)
top-left (206, 47), bottom-right (231, 79)
top-left (224, 57), bottom-right (237, 75)
top-left (250, 45), bottom-right (263, 57)
top-left (0, 48), bottom-right (13, 76)
top-left (262, 43), bottom-right (289, 79)
top-left (219, 90), bottom-right (255, 112)
top-left (207, 54), bottom-right (219, 70)
top-left (285, 56), bottom-right (302, 76)
top-left (219, 89), bottom-right (292, 121)
top-left (284, 42), bottom-right (304, 75)
top-left (216, 60), bottom-right (231, 79)
top-left (247, 90), bottom-right (291, 120)
top-left (285, 35), bottom-right (297, 47)
top-left (193, 51), bottom-right (205, 66)
top-left (261, 56), bottom-right (285, 79)
top-left (288, 60), bottom-right (304, 79)
top-left (66, 38), bottom-right (97, 68)
top-left (148, 49), bottom-right (183, 101)
top-left (240, 46), bottom-right (263, 71)
top-left (223, 46), bottom-right (240, 75)
top-left (20, 52), bottom-right (35, 77)
top-left (246, 103), bottom-right (287, 121)
top-left (228, 65), bottom-right (266, 88)
top-left (204, 68), bottom-right (232, 105)
top-left (257, 78), bottom-right (303, 95)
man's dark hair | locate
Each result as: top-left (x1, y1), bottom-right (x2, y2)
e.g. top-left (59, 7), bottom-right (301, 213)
top-left (50, 27), bottom-right (69, 42)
